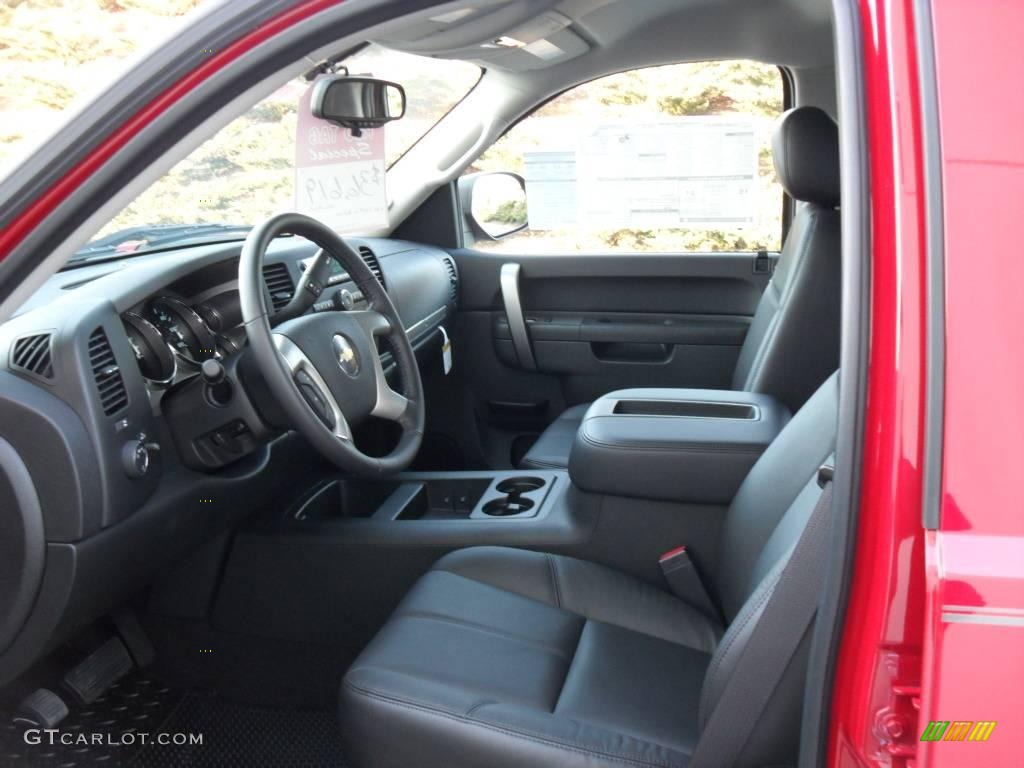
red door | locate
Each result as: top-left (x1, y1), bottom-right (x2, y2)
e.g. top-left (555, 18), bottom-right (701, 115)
top-left (829, 1), bottom-right (1024, 767)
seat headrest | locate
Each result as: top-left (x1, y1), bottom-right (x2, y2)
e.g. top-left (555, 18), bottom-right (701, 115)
top-left (772, 106), bottom-right (840, 207)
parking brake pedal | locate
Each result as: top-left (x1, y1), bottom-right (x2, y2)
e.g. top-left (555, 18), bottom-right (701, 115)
top-left (13, 688), bottom-right (69, 728)
top-left (63, 636), bottom-right (133, 705)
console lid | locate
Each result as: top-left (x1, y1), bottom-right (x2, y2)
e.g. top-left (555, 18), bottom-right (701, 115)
top-left (569, 388), bottom-right (791, 503)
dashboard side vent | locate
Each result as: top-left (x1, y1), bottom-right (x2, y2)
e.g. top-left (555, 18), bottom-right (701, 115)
top-left (442, 255), bottom-right (458, 305)
top-left (358, 246), bottom-right (385, 289)
top-left (11, 333), bottom-right (54, 380)
top-left (262, 262), bottom-right (295, 312)
top-left (88, 327), bottom-right (128, 416)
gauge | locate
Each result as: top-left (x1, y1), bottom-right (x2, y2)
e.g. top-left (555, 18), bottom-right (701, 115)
top-left (194, 303), bottom-right (226, 333)
top-left (148, 296), bottom-right (218, 365)
top-left (122, 312), bottom-right (176, 385)
top-left (216, 329), bottom-right (244, 356)
top-left (194, 292), bottom-right (241, 333)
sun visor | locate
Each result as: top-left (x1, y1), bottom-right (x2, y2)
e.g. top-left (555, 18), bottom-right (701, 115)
top-left (470, 21), bottom-right (590, 70)
top-left (372, 1), bottom-right (563, 55)
top-left (372, 4), bottom-right (589, 70)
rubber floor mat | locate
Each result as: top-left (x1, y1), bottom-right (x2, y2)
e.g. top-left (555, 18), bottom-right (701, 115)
top-left (1, 672), bottom-right (347, 767)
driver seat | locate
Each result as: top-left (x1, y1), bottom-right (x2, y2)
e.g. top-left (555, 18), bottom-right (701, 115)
top-left (339, 373), bottom-right (839, 768)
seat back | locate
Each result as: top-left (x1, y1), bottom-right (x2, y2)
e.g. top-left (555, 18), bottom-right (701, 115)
top-left (701, 371), bottom-right (839, 766)
top-left (732, 107), bottom-right (841, 412)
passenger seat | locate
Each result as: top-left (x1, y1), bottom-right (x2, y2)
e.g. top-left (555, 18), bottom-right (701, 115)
top-left (340, 372), bottom-right (840, 768)
top-left (520, 106), bottom-right (841, 471)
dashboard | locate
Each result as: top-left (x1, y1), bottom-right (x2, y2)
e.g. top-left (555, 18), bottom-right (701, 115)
top-left (0, 234), bottom-right (458, 685)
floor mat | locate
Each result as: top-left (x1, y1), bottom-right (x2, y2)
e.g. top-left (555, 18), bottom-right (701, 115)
top-left (134, 692), bottom-right (347, 767)
top-left (1, 672), bottom-right (347, 767)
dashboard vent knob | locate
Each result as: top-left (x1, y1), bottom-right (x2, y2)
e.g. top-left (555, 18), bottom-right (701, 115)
top-left (357, 246), bottom-right (385, 289)
top-left (11, 333), bottom-right (54, 381)
top-left (88, 327), bottom-right (129, 416)
top-left (261, 263), bottom-right (295, 312)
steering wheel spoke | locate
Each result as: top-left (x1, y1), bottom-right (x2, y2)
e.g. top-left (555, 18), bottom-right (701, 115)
top-left (364, 343), bottom-right (409, 423)
top-left (273, 333), bottom-right (352, 441)
top-left (372, 382), bottom-right (409, 421)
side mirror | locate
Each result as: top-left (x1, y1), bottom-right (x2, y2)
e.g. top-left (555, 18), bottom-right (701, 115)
top-left (459, 172), bottom-right (528, 241)
top-left (311, 75), bottom-right (406, 136)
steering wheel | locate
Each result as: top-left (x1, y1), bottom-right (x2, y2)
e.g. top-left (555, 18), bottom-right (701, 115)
top-left (239, 213), bottom-right (424, 475)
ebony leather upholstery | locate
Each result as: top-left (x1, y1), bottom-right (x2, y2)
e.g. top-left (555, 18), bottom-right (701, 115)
top-left (519, 403), bottom-right (590, 470)
top-left (568, 388), bottom-right (791, 503)
top-left (341, 547), bottom-right (721, 768)
top-left (725, 106), bottom-right (841, 410)
top-left (771, 106), bottom-right (840, 208)
top-left (520, 106), bottom-right (840, 471)
top-left (340, 373), bottom-right (840, 768)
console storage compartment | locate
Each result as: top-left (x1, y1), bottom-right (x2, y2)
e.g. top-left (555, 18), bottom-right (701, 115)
top-left (569, 388), bottom-right (790, 503)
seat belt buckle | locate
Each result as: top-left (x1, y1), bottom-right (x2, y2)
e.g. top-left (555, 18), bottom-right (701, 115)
top-left (659, 547), bottom-right (722, 623)
top-left (817, 463), bottom-right (835, 488)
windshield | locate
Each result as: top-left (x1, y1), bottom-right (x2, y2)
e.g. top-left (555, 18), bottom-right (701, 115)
top-left (72, 45), bottom-right (480, 262)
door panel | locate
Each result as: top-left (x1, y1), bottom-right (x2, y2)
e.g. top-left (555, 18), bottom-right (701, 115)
top-left (450, 250), bottom-right (772, 465)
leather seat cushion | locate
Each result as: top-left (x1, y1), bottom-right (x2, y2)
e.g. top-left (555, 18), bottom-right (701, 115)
top-left (520, 404), bottom-right (590, 469)
top-left (340, 546), bottom-right (723, 768)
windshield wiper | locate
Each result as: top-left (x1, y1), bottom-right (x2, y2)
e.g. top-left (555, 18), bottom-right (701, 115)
top-left (69, 223), bottom-right (254, 263)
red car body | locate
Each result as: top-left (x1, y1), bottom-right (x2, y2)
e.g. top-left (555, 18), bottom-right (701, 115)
top-left (0, 1), bottom-right (1019, 766)
top-left (832, 1), bottom-right (1024, 767)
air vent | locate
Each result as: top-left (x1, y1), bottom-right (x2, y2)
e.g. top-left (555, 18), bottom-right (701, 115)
top-left (442, 256), bottom-right (458, 305)
top-left (88, 327), bottom-right (128, 416)
top-left (358, 246), bottom-right (385, 288)
top-left (11, 333), bottom-right (54, 380)
top-left (262, 262), bottom-right (295, 312)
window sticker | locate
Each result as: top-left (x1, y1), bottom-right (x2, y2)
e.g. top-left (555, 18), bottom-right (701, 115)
top-left (524, 117), bottom-right (757, 230)
top-left (294, 77), bottom-right (388, 232)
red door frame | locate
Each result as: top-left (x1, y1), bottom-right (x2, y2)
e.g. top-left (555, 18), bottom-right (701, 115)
top-left (829, 1), bottom-right (1024, 767)
top-left (828, 0), bottom-right (929, 764)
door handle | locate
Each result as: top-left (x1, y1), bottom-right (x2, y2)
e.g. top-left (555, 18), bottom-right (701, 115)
top-left (591, 341), bottom-right (672, 363)
top-left (500, 263), bottom-right (536, 370)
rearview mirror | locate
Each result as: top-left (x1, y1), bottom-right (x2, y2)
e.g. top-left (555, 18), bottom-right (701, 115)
top-left (311, 75), bottom-right (406, 136)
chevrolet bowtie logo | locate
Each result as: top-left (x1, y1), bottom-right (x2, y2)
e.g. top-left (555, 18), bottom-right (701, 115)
top-left (332, 334), bottom-right (360, 377)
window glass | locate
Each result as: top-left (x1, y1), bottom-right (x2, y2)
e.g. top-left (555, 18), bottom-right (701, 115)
top-left (467, 61), bottom-right (784, 253)
top-left (77, 45), bottom-right (479, 259)
top-left (343, 45), bottom-right (481, 167)
top-left (0, 0), bottom-right (210, 180)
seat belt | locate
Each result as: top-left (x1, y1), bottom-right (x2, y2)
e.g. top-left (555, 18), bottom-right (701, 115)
top-left (659, 546), bottom-right (723, 624)
top-left (688, 468), bottom-right (835, 768)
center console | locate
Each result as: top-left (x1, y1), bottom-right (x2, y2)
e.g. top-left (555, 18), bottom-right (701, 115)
top-left (288, 470), bottom-right (561, 523)
top-left (569, 388), bottom-right (791, 503)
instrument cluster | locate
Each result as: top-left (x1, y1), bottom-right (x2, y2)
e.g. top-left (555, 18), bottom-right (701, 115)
top-left (121, 292), bottom-right (242, 385)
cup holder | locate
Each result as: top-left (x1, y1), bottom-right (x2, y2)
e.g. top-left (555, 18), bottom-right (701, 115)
top-left (495, 476), bottom-right (546, 495)
top-left (482, 497), bottom-right (536, 516)
top-left (476, 474), bottom-right (552, 518)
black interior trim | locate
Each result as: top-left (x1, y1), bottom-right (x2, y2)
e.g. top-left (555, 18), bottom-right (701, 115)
top-left (779, 65), bottom-right (796, 243)
top-left (798, 0), bottom-right (871, 765)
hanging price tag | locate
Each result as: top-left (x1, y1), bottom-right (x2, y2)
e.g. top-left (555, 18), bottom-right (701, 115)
top-left (439, 326), bottom-right (452, 375)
